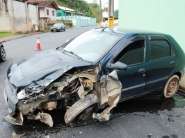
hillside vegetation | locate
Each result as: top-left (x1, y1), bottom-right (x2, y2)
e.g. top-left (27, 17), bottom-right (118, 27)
top-left (58, 0), bottom-right (101, 22)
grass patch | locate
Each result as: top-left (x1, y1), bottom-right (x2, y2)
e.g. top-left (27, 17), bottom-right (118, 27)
top-left (0, 32), bottom-right (14, 38)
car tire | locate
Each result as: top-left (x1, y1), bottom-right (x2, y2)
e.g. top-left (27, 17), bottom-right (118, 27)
top-left (163, 75), bottom-right (179, 98)
top-left (69, 104), bottom-right (97, 126)
top-left (0, 45), bottom-right (6, 62)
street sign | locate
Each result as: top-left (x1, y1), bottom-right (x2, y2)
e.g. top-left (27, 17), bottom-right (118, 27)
top-left (108, 16), bottom-right (114, 28)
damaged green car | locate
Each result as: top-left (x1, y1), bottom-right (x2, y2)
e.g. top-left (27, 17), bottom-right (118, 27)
top-left (4, 28), bottom-right (185, 127)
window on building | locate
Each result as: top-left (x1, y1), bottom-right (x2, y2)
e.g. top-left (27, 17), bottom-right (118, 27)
top-left (52, 10), bottom-right (55, 16)
top-left (115, 40), bottom-right (145, 65)
top-left (46, 9), bottom-right (49, 16)
top-left (149, 39), bottom-right (171, 60)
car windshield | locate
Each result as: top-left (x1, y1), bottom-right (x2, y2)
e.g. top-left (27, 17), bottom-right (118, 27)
top-left (63, 29), bottom-right (122, 63)
top-left (53, 23), bottom-right (63, 27)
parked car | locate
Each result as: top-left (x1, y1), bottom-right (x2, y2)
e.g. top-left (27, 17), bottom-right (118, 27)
top-left (50, 23), bottom-right (66, 32)
top-left (4, 28), bottom-right (185, 127)
top-left (0, 42), bottom-right (6, 62)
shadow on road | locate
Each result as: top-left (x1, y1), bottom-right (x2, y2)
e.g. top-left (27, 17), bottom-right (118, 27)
top-left (11, 92), bottom-right (185, 137)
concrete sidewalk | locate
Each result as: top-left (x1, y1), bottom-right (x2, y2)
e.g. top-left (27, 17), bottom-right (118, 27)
top-left (0, 32), bottom-right (43, 42)
top-left (0, 27), bottom-right (93, 42)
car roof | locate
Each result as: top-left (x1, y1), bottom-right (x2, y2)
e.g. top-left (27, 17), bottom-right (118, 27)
top-left (54, 23), bottom-right (64, 25)
top-left (97, 27), bottom-right (169, 38)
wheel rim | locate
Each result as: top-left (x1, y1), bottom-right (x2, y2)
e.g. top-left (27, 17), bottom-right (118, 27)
top-left (165, 77), bottom-right (179, 98)
top-left (1, 47), bottom-right (6, 61)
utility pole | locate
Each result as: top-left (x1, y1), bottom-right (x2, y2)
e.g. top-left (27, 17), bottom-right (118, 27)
top-left (99, 0), bottom-right (102, 23)
top-left (108, 0), bottom-right (114, 28)
top-left (108, 0), bottom-right (114, 17)
top-left (25, 1), bottom-right (29, 32)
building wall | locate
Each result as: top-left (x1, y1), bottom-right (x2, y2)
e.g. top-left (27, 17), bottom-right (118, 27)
top-left (46, 7), bottom-right (56, 20)
top-left (0, 0), bottom-right (7, 15)
top-left (0, 15), bottom-right (11, 31)
top-left (0, 0), bottom-right (38, 32)
top-left (0, 0), bottom-right (10, 31)
top-left (40, 7), bottom-right (57, 20)
top-left (12, 0), bottom-right (27, 32)
top-left (39, 7), bottom-right (45, 18)
top-left (119, 0), bottom-right (185, 51)
top-left (28, 4), bottom-right (38, 25)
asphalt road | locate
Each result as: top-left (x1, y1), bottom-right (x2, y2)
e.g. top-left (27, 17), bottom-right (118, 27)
top-left (1, 27), bottom-right (185, 138)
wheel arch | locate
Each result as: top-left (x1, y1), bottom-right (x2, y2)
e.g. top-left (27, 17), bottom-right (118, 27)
top-left (173, 72), bottom-right (181, 79)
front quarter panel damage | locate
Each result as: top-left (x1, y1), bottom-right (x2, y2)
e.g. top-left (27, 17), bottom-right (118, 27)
top-left (5, 66), bottom-right (122, 127)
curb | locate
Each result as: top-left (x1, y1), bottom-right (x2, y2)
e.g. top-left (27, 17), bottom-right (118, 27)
top-left (0, 27), bottom-right (91, 42)
top-left (0, 32), bottom-right (44, 42)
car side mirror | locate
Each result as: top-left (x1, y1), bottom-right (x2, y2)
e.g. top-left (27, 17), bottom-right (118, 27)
top-left (106, 61), bottom-right (128, 70)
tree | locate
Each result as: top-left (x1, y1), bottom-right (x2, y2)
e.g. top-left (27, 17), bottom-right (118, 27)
top-left (58, 0), bottom-right (103, 22)
top-left (88, 3), bottom-right (101, 23)
top-left (4, 0), bottom-right (8, 12)
top-left (0, 0), bottom-right (8, 13)
top-left (59, 0), bottom-right (96, 16)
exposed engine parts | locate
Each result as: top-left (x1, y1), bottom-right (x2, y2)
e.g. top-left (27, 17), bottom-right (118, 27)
top-left (5, 68), bottom-right (122, 127)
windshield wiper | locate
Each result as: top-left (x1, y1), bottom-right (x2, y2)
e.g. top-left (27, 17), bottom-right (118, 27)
top-left (56, 37), bottom-right (76, 50)
top-left (63, 49), bottom-right (81, 59)
top-left (63, 49), bottom-right (91, 63)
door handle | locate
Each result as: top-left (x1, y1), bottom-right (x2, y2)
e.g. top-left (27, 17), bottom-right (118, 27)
top-left (169, 60), bottom-right (175, 65)
top-left (138, 68), bottom-right (146, 77)
top-left (138, 68), bottom-right (145, 73)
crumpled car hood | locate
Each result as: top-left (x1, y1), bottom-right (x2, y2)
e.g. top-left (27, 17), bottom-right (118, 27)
top-left (9, 50), bottom-right (91, 87)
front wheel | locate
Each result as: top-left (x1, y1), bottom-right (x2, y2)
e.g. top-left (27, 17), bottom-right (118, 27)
top-left (163, 75), bottom-right (179, 98)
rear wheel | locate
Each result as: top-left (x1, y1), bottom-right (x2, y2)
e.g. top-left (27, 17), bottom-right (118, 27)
top-left (163, 75), bottom-right (179, 98)
top-left (0, 46), bottom-right (6, 62)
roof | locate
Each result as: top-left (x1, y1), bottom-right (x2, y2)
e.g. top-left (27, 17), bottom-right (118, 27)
top-left (58, 6), bottom-right (75, 12)
top-left (27, 0), bottom-right (59, 9)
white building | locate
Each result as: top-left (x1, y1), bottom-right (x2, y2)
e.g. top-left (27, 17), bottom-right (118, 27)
top-left (0, 0), bottom-right (39, 32)
top-left (27, 0), bottom-right (59, 22)
top-left (37, 1), bottom-right (59, 21)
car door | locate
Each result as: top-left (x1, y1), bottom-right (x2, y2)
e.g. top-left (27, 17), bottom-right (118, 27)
top-left (112, 37), bottom-right (147, 99)
top-left (145, 35), bottom-right (176, 92)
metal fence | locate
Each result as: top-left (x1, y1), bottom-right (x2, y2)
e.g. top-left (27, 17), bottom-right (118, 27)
top-left (56, 16), bottom-right (96, 27)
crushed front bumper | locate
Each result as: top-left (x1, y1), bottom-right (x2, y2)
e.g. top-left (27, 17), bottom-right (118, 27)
top-left (4, 78), bottom-right (18, 113)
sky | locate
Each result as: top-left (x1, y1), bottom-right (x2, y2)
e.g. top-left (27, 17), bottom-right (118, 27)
top-left (85, 0), bottom-right (118, 10)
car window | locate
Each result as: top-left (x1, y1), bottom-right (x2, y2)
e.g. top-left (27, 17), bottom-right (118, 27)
top-left (149, 39), bottom-right (171, 60)
top-left (53, 23), bottom-right (63, 27)
top-left (115, 40), bottom-right (145, 65)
